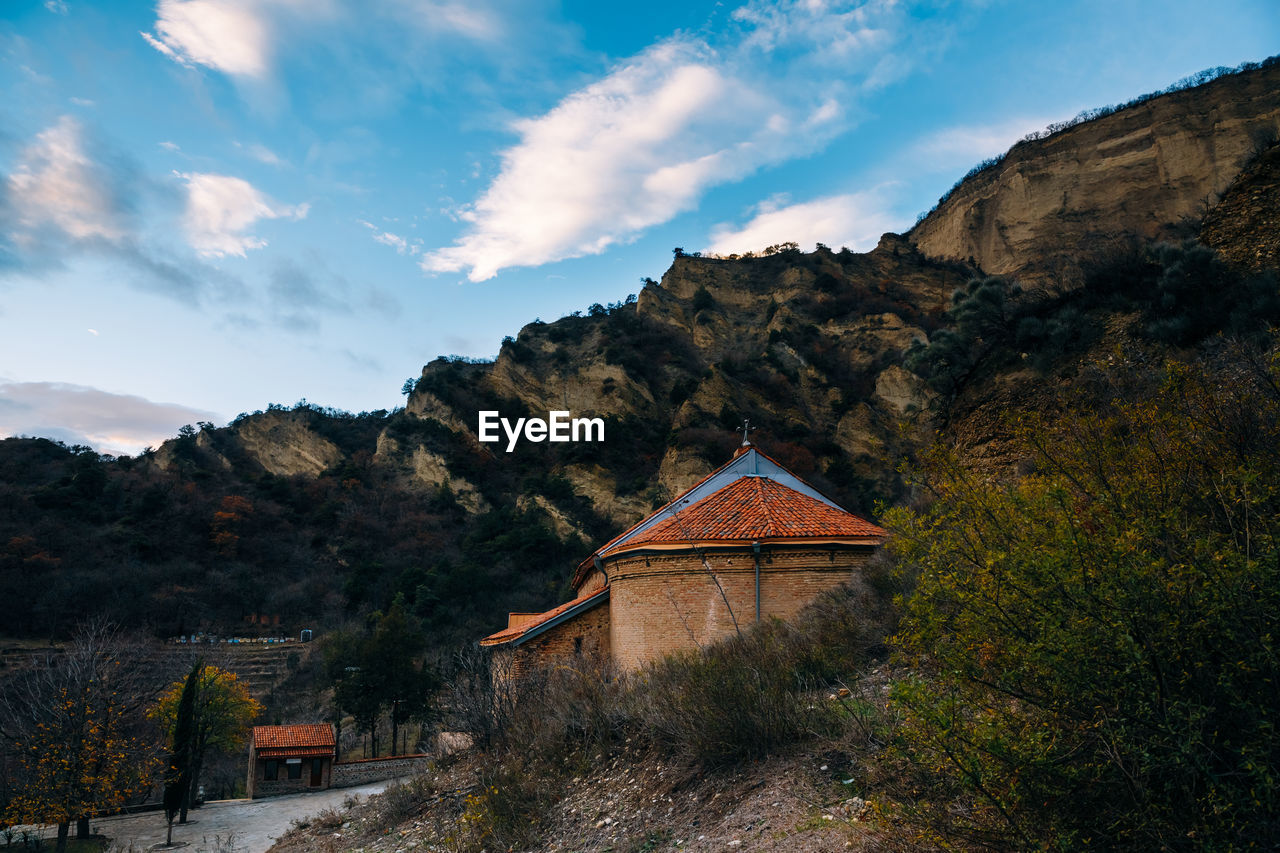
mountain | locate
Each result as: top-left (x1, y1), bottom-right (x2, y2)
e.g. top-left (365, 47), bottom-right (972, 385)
top-left (1, 58), bottom-right (1277, 651)
top-left (910, 58), bottom-right (1280, 284)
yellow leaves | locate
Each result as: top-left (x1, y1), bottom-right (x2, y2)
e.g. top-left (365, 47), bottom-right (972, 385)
top-left (150, 663), bottom-right (261, 752)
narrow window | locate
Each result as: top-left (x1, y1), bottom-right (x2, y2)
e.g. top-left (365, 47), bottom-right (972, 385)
top-left (264, 760), bottom-right (278, 781)
top-left (573, 636), bottom-right (583, 655)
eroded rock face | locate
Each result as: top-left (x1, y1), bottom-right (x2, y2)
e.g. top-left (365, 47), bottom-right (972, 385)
top-left (516, 493), bottom-right (586, 541)
top-left (373, 432), bottom-right (489, 512)
top-left (233, 411), bottom-right (342, 477)
top-left (1201, 141), bottom-right (1280, 271)
top-left (562, 464), bottom-right (652, 528)
top-left (911, 63), bottom-right (1280, 283)
top-left (488, 354), bottom-right (654, 420)
top-left (405, 390), bottom-right (475, 437)
top-left (875, 365), bottom-right (936, 415)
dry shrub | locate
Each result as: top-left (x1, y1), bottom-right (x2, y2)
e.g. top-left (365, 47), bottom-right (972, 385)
top-left (441, 651), bottom-right (625, 852)
top-left (632, 578), bottom-right (892, 765)
top-left (498, 651), bottom-right (627, 764)
top-left (452, 761), bottom-right (556, 853)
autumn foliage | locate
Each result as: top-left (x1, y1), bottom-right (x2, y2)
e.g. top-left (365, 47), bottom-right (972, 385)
top-left (1, 624), bottom-right (158, 852)
top-left (150, 663), bottom-right (260, 818)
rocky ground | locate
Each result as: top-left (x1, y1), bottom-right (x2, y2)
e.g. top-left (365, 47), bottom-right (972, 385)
top-left (267, 668), bottom-right (920, 853)
top-left (266, 749), bottom-right (902, 853)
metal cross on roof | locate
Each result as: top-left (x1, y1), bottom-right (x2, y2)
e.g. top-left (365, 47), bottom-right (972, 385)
top-left (740, 418), bottom-right (755, 447)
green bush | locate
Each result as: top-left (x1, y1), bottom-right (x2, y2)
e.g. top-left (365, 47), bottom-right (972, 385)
top-left (887, 347), bottom-right (1280, 849)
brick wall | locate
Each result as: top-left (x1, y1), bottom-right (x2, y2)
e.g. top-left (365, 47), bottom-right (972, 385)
top-left (607, 545), bottom-right (873, 669)
top-left (577, 568), bottom-right (606, 594)
top-left (331, 754), bottom-right (434, 789)
top-left (512, 597), bottom-right (609, 678)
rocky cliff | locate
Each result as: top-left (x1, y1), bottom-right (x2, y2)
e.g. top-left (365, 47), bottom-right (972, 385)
top-left (910, 59), bottom-right (1280, 284)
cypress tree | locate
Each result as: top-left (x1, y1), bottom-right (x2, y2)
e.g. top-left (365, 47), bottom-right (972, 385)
top-left (162, 660), bottom-right (199, 844)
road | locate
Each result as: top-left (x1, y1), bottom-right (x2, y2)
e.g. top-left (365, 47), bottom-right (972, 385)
top-left (64, 780), bottom-right (403, 852)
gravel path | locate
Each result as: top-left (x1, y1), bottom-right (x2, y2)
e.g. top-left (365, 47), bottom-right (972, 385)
top-left (53, 781), bottom-right (404, 852)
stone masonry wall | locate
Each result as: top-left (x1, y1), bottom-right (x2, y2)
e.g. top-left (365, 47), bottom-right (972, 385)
top-left (248, 755), bottom-right (332, 799)
top-left (607, 545), bottom-right (873, 670)
top-left (330, 754), bottom-right (434, 789)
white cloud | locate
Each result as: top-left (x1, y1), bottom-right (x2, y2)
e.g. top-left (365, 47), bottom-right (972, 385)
top-left (731, 0), bottom-right (893, 63)
top-left (142, 0), bottom-right (504, 81)
top-left (246, 143), bottom-right (283, 166)
top-left (178, 172), bottom-right (307, 257)
top-left (142, 0), bottom-right (275, 77)
top-left (44, 0), bottom-right (68, 14)
top-left (0, 381), bottom-right (220, 457)
top-left (706, 189), bottom-right (904, 256)
top-left (358, 219), bottom-right (419, 255)
top-left (6, 116), bottom-right (130, 244)
top-left (910, 115), bottom-right (1058, 171)
top-left (393, 0), bottom-right (503, 41)
top-left (423, 0), bottom-right (921, 281)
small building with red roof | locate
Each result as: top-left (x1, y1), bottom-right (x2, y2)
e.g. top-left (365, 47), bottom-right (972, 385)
top-left (246, 723), bottom-right (336, 798)
top-left (481, 443), bottom-right (887, 671)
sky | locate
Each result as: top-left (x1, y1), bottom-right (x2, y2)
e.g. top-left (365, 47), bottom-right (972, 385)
top-left (0, 0), bottom-right (1275, 456)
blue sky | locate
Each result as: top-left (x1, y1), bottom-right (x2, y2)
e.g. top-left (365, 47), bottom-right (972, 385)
top-left (0, 0), bottom-right (1275, 455)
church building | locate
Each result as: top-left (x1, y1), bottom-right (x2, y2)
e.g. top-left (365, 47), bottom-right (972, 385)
top-left (481, 442), bottom-right (887, 672)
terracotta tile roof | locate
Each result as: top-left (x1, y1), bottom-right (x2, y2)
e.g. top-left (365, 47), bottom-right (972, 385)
top-left (571, 447), bottom-right (886, 588)
top-left (480, 587), bottom-right (609, 647)
top-left (257, 746), bottom-right (333, 759)
top-left (599, 475), bottom-right (886, 556)
top-left (252, 724), bottom-right (335, 751)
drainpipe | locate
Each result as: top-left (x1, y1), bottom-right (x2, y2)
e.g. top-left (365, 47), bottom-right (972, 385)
top-left (752, 541), bottom-right (761, 623)
top-left (594, 555), bottom-right (608, 582)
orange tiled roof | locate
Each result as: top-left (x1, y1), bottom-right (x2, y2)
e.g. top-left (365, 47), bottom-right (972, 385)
top-left (599, 475), bottom-right (886, 555)
top-left (257, 745), bottom-right (333, 759)
top-left (572, 447), bottom-right (886, 589)
top-left (480, 587), bottom-right (609, 647)
top-left (252, 723), bottom-right (335, 751)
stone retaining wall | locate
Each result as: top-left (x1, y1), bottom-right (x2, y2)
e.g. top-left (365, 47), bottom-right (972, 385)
top-left (331, 754), bottom-right (433, 788)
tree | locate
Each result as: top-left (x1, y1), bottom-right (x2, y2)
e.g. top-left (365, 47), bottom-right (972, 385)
top-left (0, 622), bottom-right (158, 853)
top-left (691, 286), bottom-right (714, 313)
top-left (162, 662), bottom-right (199, 844)
top-left (324, 597), bottom-right (436, 758)
top-left (150, 664), bottom-right (259, 822)
top-left (904, 276), bottom-right (1019, 396)
top-left (367, 598), bottom-right (437, 755)
top-left (886, 348), bottom-right (1280, 849)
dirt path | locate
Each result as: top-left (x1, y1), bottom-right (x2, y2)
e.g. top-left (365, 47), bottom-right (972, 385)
top-left (71, 781), bottom-right (404, 852)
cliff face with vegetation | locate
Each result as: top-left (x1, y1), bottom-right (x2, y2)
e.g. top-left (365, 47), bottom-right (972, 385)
top-left (396, 233), bottom-right (961, 526)
top-left (1, 60), bottom-right (1277, 654)
top-left (910, 59), bottom-right (1280, 284)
